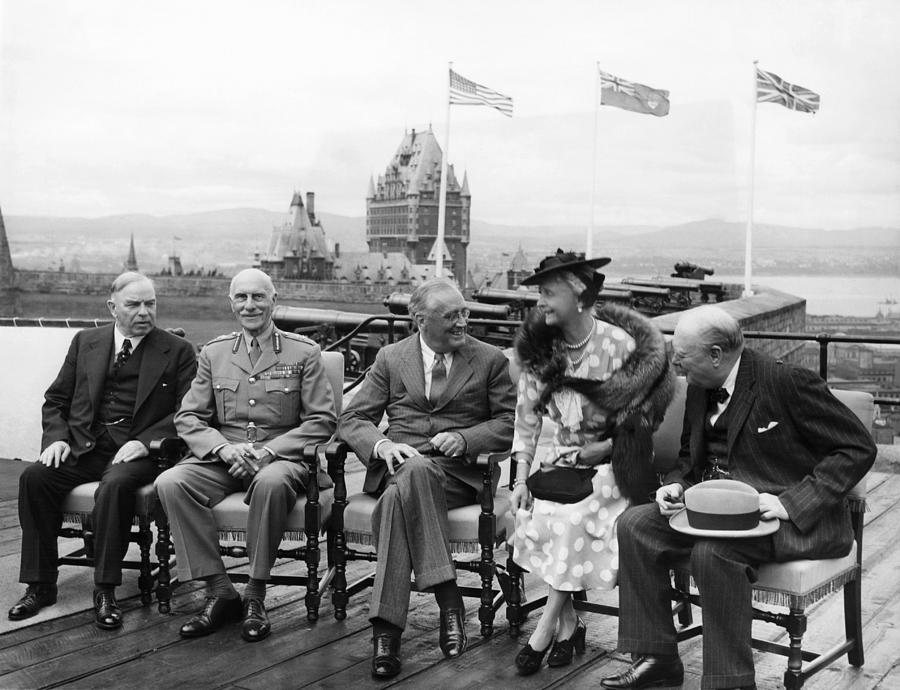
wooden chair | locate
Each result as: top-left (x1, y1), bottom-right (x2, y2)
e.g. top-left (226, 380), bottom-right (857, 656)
top-left (58, 437), bottom-right (187, 613)
top-left (324, 440), bottom-right (513, 637)
top-left (155, 350), bottom-right (344, 621)
top-left (671, 388), bottom-right (875, 689)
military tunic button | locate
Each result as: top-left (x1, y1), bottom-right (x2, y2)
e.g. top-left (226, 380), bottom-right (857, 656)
top-left (249, 399), bottom-right (256, 406)
top-left (249, 377), bottom-right (256, 383)
top-left (85, 441), bottom-right (92, 447)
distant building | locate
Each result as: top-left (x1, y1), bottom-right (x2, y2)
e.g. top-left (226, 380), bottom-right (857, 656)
top-left (260, 192), bottom-right (334, 280)
top-left (124, 233), bottom-right (139, 272)
top-left (506, 244), bottom-right (530, 289)
top-left (366, 127), bottom-right (471, 283)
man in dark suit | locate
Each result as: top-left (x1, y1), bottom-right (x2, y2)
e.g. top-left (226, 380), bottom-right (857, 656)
top-left (8, 272), bottom-right (197, 629)
top-left (338, 278), bottom-right (516, 679)
top-left (601, 306), bottom-right (877, 690)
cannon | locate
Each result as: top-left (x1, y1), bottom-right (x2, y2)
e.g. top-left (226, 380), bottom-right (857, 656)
top-left (383, 292), bottom-right (511, 320)
top-left (672, 262), bottom-right (715, 280)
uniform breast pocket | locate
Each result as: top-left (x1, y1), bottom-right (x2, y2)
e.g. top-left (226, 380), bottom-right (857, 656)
top-left (264, 378), bottom-right (301, 421)
top-left (212, 378), bottom-right (240, 423)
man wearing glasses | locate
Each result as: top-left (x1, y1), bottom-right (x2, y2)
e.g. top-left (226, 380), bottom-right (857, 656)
top-left (339, 277), bottom-right (516, 679)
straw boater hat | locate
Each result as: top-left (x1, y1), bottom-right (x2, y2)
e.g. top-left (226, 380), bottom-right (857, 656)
top-left (520, 248), bottom-right (611, 286)
top-left (669, 479), bottom-right (780, 538)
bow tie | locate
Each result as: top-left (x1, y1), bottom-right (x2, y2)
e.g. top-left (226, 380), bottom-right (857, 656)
top-left (707, 387), bottom-right (730, 405)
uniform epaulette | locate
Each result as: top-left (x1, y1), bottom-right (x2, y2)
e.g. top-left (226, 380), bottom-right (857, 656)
top-left (204, 332), bottom-right (240, 347)
top-left (280, 331), bottom-right (318, 346)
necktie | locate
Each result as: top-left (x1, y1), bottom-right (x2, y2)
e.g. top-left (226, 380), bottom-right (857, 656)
top-left (114, 339), bottom-right (132, 370)
top-left (249, 337), bottom-right (261, 367)
top-left (707, 387), bottom-right (730, 406)
top-left (429, 354), bottom-right (447, 406)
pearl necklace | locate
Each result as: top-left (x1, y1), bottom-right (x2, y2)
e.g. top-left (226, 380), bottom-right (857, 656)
top-left (564, 319), bottom-right (595, 350)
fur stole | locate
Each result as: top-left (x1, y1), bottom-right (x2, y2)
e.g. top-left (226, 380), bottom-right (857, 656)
top-left (513, 303), bottom-right (675, 500)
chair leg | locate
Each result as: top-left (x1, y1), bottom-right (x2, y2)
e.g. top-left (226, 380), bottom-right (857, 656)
top-left (673, 570), bottom-right (693, 627)
top-left (844, 576), bottom-right (864, 667)
top-left (478, 497), bottom-right (496, 638)
top-left (304, 487), bottom-right (321, 623)
top-left (505, 551), bottom-right (524, 637)
top-left (782, 607), bottom-right (808, 690)
top-left (154, 508), bottom-right (173, 614)
top-left (136, 515), bottom-right (153, 607)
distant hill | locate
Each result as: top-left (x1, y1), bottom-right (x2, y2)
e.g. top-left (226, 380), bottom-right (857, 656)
top-left (4, 209), bottom-right (898, 274)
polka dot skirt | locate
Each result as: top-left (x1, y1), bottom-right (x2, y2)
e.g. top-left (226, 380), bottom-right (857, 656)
top-left (512, 463), bottom-right (627, 591)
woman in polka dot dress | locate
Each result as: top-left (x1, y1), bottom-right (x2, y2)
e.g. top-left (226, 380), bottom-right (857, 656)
top-left (508, 250), bottom-right (674, 676)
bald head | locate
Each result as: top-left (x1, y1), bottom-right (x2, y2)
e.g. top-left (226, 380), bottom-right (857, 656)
top-left (229, 268), bottom-right (277, 337)
top-left (672, 306), bottom-right (744, 388)
top-left (229, 268), bottom-right (276, 299)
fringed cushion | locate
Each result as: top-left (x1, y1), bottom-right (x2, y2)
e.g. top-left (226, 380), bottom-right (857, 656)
top-left (343, 492), bottom-right (512, 554)
top-left (61, 481), bottom-right (157, 526)
top-left (752, 542), bottom-right (859, 608)
top-left (213, 489), bottom-right (334, 542)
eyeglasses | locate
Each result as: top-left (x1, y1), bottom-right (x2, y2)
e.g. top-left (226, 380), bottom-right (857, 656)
top-left (440, 308), bottom-right (470, 323)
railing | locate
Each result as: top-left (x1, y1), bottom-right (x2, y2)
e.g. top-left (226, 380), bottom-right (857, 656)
top-left (315, 316), bottom-right (900, 409)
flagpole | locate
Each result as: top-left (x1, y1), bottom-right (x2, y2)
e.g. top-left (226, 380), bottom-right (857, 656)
top-left (743, 60), bottom-right (758, 298)
top-left (435, 62), bottom-right (453, 279)
top-left (587, 62), bottom-right (601, 258)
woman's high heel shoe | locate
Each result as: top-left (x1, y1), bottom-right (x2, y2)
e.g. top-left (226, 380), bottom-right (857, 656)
top-left (547, 617), bottom-right (587, 667)
top-left (515, 637), bottom-right (553, 676)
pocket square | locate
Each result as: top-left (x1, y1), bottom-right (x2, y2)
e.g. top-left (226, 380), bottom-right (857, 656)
top-left (757, 421), bottom-right (779, 433)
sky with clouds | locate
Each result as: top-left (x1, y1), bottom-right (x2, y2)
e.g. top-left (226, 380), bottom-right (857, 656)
top-left (2, 0), bottom-right (899, 230)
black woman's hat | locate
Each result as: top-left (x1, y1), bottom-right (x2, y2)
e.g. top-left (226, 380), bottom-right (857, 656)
top-left (521, 248), bottom-right (611, 286)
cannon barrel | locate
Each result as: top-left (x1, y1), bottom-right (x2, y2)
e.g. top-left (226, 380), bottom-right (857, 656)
top-left (273, 306), bottom-right (408, 333)
top-left (472, 287), bottom-right (538, 305)
top-left (383, 293), bottom-right (510, 319)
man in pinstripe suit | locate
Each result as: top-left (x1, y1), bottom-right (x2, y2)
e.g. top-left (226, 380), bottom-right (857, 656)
top-left (339, 278), bottom-right (516, 679)
top-left (602, 306), bottom-right (876, 690)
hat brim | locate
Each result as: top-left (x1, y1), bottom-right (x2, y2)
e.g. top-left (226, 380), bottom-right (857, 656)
top-left (669, 508), bottom-right (780, 538)
top-left (520, 257), bottom-right (612, 286)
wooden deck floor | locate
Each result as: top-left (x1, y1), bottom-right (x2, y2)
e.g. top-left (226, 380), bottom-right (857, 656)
top-left (1, 457), bottom-right (899, 690)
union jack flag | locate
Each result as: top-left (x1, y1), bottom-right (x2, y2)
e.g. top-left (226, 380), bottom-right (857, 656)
top-left (449, 69), bottom-right (513, 117)
top-left (756, 67), bottom-right (820, 113)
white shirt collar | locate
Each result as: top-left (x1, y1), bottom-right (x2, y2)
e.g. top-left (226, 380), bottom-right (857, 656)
top-left (114, 327), bottom-right (145, 353)
top-left (419, 334), bottom-right (453, 371)
top-left (722, 354), bottom-right (741, 397)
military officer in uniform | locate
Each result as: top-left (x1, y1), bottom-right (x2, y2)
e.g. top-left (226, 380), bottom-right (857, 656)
top-left (155, 268), bottom-right (336, 642)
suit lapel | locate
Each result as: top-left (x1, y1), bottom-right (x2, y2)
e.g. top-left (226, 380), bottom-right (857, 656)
top-left (433, 340), bottom-right (475, 410)
top-left (398, 336), bottom-right (428, 409)
top-left (134, 329), bottom-right (169, 414)
top-left (84, 326), bottom-right (114, 413)
top-left (685, 386), bottom-right (707, 468)
top-left (727, 352), bottom-right (757, 456)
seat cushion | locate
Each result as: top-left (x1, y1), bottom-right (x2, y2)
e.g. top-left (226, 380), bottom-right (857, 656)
top-left (61, 481), bottom-right (157, 522)
top-left (212, 488), bottom-right (334, 541)
top-left (752, 542), bottom-right (859, 607)
top-left (343, 491), bottom-right (510, 554)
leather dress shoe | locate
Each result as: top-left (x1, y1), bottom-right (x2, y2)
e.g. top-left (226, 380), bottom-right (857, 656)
top-left (94, 589), bottom-right (123, 630)
top-left (372, 632), bottom-right (402, 679)
top-left (438, 608), bottom-right (467, 658)
top-left (601, 654), bottom-right (684, 689)
top-left (179, 595), bottom-right (242, 638)
top-left (241, 597), bottom-right (271, 642)
top-left (548, 616), bottom-right (587, 667)
top-left (515, 638), bottom-right (552, 676)
top-left (8, 584), bottom-right (58, 621)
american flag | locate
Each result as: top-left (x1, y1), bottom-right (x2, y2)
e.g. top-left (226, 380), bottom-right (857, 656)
top-left (756, 68), bottom-right (820, 113)
top-left (449, 69), bottom-right (513, 117)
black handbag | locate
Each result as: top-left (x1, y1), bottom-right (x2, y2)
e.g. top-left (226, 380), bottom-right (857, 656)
top-left (525, 466), bottom-right (596, 504)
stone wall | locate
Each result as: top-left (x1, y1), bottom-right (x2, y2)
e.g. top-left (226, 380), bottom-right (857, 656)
top-left (651, 284), bottom-right (807, 360)
top-left (13, 270), bottom-right (396, 304)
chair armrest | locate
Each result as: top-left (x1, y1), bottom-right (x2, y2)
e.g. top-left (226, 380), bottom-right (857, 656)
top-left (148, 438), bottom-right (188, 471)
top-left (474, 451), bottom-right (510, 468)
